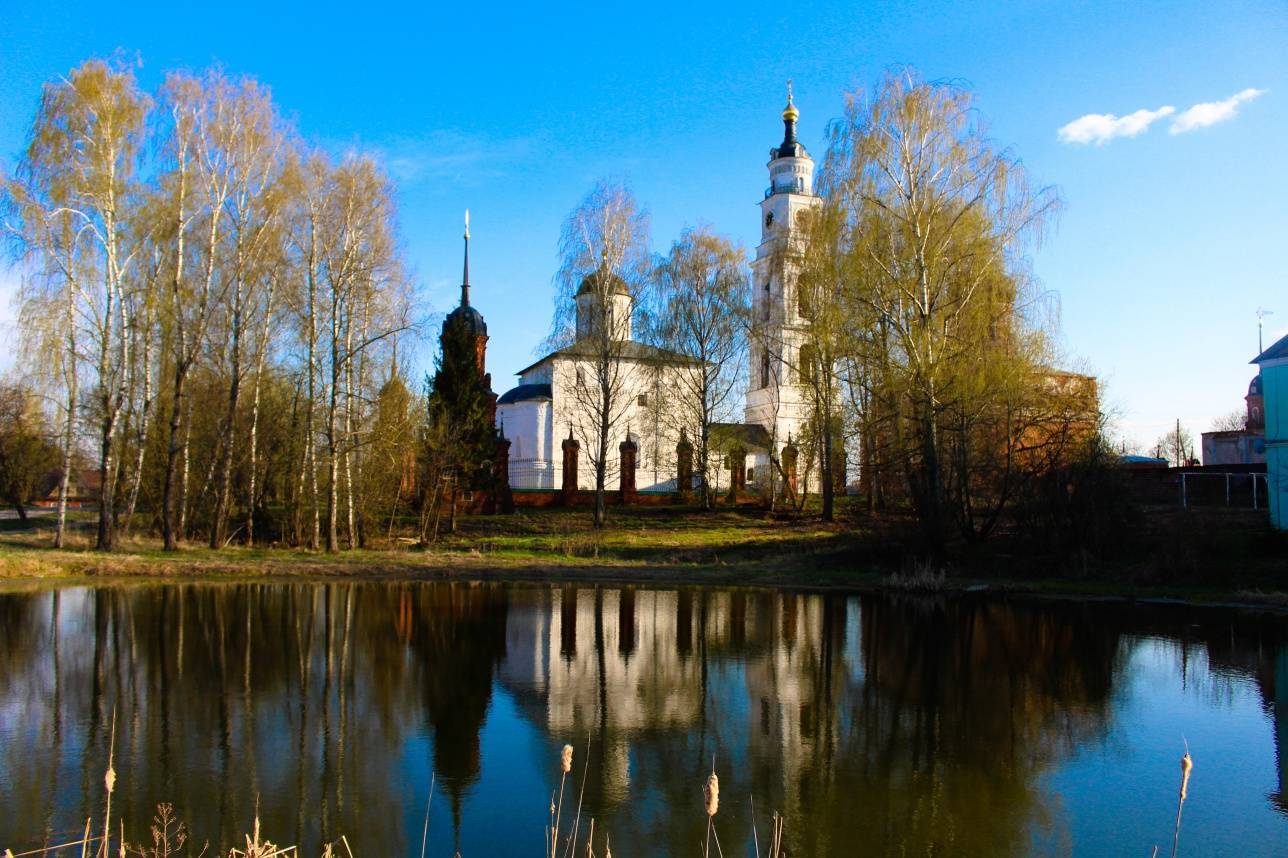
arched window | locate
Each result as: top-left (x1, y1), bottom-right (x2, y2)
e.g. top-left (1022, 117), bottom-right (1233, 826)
top-left (760, 348), bottom-right (771, 389)
top-left (798, 282), bottom-right (812, 319)
top-left (798, 344), bottom-right (816, 385)
top-left (761, 279), bottom-right (771, 321)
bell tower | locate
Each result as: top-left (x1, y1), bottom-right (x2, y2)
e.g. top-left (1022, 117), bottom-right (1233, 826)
top-left (745, 83), bottom-right (821, 456)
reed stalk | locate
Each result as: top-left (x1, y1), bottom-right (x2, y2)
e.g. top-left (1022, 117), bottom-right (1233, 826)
top-left (1170, 749), bottom-right (1193, 858)
top-left (703, 769), bottom-right (721, 858)
top-left (551, 745), bottom-right (572, 858)
top-left (419, 772), bottom-right (435, 858)
top-left (561, 735), bottom-right (591, 858)
top-left (100, 710), bottom-right (117, 858)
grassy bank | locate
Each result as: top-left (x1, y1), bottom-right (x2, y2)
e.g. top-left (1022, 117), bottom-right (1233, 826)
top-left (0, 506), bottom-right (874, 586)
top-left (0, 502), bottom-right (1284, 607)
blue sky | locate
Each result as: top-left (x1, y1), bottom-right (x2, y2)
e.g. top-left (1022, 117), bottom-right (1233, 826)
top-left (2, 0), bottom-right (1284, 448)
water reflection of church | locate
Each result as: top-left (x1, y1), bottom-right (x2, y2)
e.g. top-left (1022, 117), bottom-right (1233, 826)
top-left (7, 587), bottom-right (1288, 857)
top-left (496, 588), bottom-right (855, 808)
top-left (490, 589), bottom-right (1288, 854)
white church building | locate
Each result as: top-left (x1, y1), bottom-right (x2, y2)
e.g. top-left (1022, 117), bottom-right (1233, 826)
top-left (497, 269), bottom-right (703, 491)
top-left (498, 88), bottom-right (821, 495)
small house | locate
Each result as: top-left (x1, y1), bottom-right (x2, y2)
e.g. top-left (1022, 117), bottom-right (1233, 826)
top-left (1252, 333), bottom-right (1288, 529)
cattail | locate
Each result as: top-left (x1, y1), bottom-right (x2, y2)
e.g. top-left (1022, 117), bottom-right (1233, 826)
top-left (1172, 749), bottom-right (1195, 858)
top-left (704, 772), bottom-right (719, 817)
top-left (562, 743), bottom-right (574, 774)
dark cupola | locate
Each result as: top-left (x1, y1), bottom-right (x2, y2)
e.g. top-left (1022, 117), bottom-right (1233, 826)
top-left (772, 81), bottom-right (808, 160)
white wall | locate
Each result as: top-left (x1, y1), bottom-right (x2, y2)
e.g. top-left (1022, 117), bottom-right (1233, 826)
top-left (545, 355), bottom-right (702, 492)
top-left (498, 398), bottom-right (554, 488)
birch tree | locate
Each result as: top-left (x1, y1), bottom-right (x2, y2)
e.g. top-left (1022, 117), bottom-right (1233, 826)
top-left (315, 156), bottom-right (403, 551)
top-left (154, 69), bottom-right (237, 549)
top-left (646, 227), bottom-right (749, 507)
top-left (12, 60), bottom-right (152, 550)
top-left (793, 205), bottom-right (849, 521)
top-left (4, 58), bottom-right (415, 551)
top-left (207, 73), bottom-right (289, 548)
top-left (3, 126), bottom-right (90, 547)
top-left (821, 69), bottom-right (1061, 546)
top-left (548, 179), bottom-right (650, 527)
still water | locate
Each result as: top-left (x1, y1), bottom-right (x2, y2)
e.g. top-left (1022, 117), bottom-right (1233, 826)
top-left (1, 582), bottom-right (1287, 856)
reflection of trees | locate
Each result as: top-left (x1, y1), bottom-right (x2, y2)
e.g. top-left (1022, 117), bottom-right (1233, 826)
top-left (812, 597), bottom-right (1122, 855)
top-left (0, 582), bottom-right (511, 858)
top-left (500, 590), bottom-right (1133, 856)
top-left (6, 583), bottom-right (1288, 858)
top-left (400, 583), bottom-right (509, 847)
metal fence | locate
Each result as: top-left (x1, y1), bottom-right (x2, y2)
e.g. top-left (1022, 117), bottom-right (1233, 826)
top-left (507, 459), bottom-right (555, 490)
top-left (1179, 470), bottom-right (1269, 509)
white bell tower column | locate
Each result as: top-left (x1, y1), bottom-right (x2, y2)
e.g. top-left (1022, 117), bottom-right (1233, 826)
top-left (745, 83), bottom-right (821, 467)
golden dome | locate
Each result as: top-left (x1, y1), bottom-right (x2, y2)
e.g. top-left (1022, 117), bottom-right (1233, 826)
top-left (783, 79), bottom-right (798, 122)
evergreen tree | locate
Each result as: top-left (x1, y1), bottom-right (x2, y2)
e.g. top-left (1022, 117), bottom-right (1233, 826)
top-left (425, 314), bottom-right (496, 510)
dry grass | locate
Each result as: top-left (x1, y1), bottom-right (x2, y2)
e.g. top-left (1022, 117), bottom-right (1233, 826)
top-left (883, 557), bottom-right (948, 592)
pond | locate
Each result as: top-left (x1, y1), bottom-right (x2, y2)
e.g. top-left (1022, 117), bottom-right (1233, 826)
top-left (1, 582), bottom-right (1286, 856)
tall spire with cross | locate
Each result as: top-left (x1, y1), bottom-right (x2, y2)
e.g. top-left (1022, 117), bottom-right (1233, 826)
top-left (461, 208), bottom-right (471, 307)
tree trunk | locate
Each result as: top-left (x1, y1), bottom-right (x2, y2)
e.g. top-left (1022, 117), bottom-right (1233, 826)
top-left (351, 300), bottom-right (371, 548)
top-left (245, 280), bottom-right (276, 546)
top-left (325, 289), bottom-right (342, 553)
top-left (123, 326), bottom-right (154, 534)
top-left (342, 314), bottom-right (356, 550)
top-left (593, 373), bottom-right (610, 528)
top-left (54, 316), bottom-right (77, 550)
top-left (305, 245), bottom-right (320, 550)
top-left (178, 392), bottom-right (194, 542)
top-left (96, 407), bottom-right (117, 552)
top-left (448, 480), bottom-right (458, 534)
top-left (210, 282), bottom-right (244, 549)
top-left (162, 364), bottom-right (186, 550)
top-left (820, 421), bottom-right (834, 522)
top-left (95, 272), bottom-right (129, 552)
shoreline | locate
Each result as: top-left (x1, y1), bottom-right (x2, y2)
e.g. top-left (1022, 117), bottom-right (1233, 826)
top-left (2, 542), bottom-right (1286, 615)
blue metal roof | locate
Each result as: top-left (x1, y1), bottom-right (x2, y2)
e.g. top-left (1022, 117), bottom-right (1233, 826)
top-left (1252, 332), bottom-right (1288, 364)
top-left (497, 383), bottom-right (552, 405)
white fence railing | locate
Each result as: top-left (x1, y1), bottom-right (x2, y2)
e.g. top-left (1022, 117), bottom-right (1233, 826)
top-left (1179, 471), bottom-right (1268, 510)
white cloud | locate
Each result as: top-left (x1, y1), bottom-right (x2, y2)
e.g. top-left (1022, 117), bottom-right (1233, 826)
top-left (1057, 105), bottom-right (1176, 145)
top-left (363, 131), bottom-right (535, 185)
top-left (1169, 88), bottom-right (1266, 134)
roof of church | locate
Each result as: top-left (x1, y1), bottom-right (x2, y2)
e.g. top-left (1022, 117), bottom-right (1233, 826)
top-left (497, 383), bottom-right (552, 405)
top-left (514, 341), bottom-right (703, 377)
top-left (1249, 375), bottom-right (1263, 397)
top-left (445, 303), bottom-right (487, 336)
top-left (1253, 332), bottom-right (1288, 364)
top-left (710, 422), bottom-right (773, 450)
top-left (772, 85), bottom-right (808, 160)
top-left (576, 268), bottom-right (631, 297)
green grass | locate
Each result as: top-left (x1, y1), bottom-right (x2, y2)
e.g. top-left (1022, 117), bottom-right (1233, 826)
top-left (0, 500), bottom-right (1284, 612)
top-left (0, 502), bottom-right (876, 588)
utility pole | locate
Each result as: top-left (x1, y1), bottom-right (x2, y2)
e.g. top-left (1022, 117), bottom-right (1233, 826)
top-left (1258, 307), bottom-right (1274, 354)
